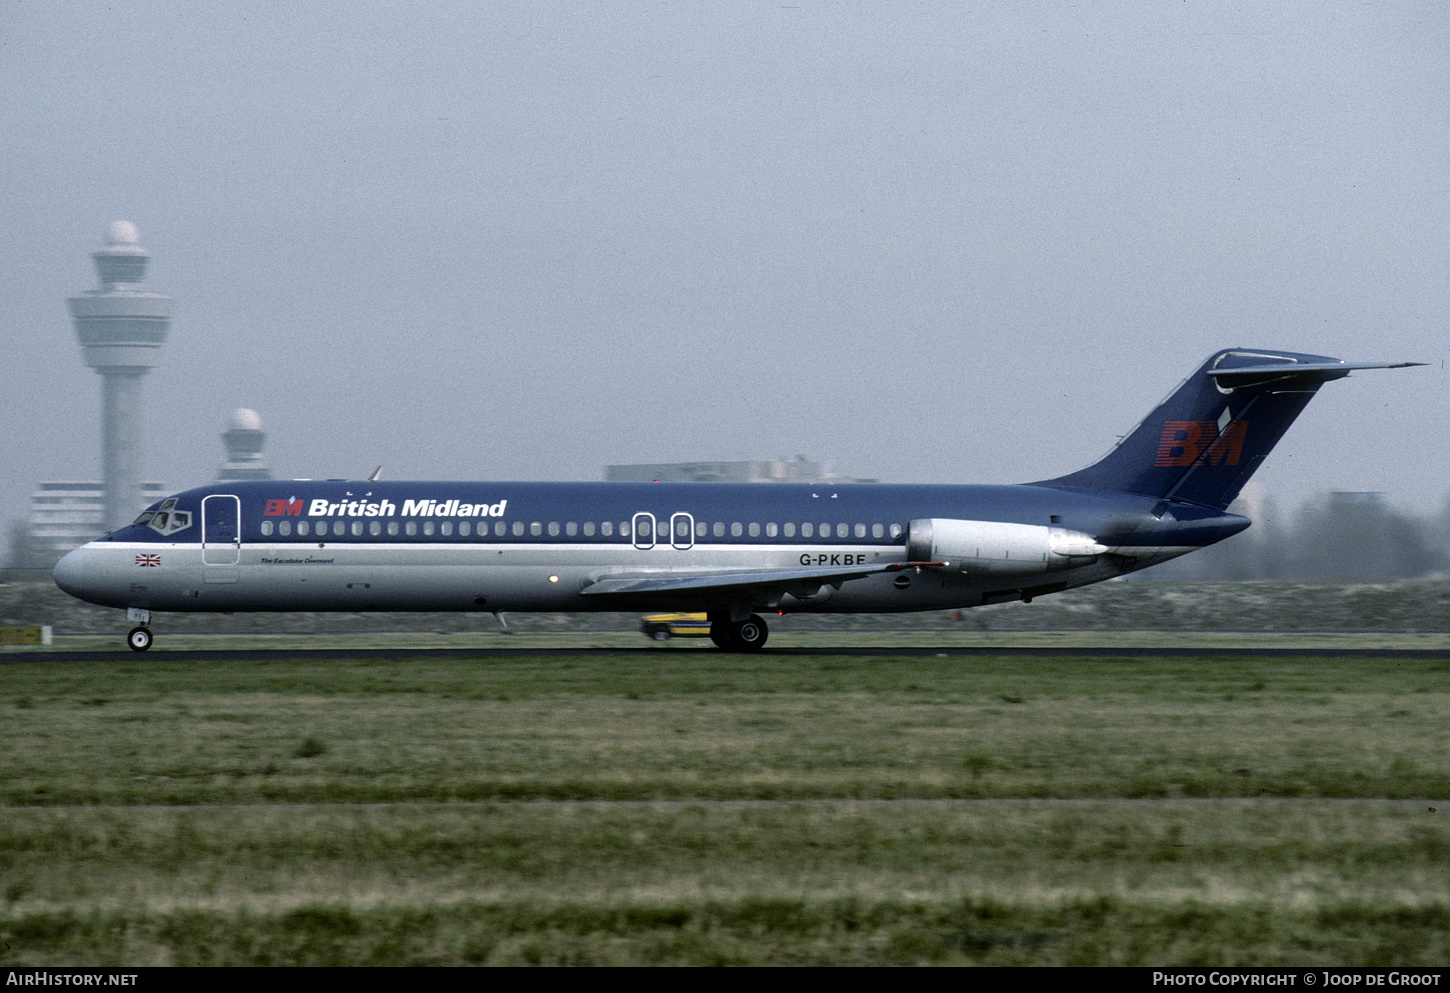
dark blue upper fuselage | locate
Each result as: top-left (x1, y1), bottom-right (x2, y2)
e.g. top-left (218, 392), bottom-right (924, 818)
top-left (109, 478), bottom-right (1249, 550)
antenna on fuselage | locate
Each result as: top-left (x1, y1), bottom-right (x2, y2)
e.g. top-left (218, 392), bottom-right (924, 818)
top-left (367, 466), bottom-right (383, 482)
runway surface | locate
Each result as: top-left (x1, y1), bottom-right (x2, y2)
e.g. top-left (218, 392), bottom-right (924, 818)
top-left (14, 645), bottom-right (1448, 663)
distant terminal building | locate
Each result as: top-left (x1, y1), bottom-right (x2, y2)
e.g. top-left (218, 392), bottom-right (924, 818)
top-left (217, 408), bottom-right (273, 481)
top-left (605, 456), bottom-right (875, 484)
top-left (23, 481), bottom-right (170, 566)
top-left (17, 412), bottom-right (274, 569)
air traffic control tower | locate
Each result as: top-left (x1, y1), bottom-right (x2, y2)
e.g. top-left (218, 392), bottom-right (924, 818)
top-left (67, 222), bottom-right (172, 533)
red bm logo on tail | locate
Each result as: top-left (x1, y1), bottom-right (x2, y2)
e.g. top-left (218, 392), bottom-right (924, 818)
top-left (1155, 420), bottom-right (1248, 467)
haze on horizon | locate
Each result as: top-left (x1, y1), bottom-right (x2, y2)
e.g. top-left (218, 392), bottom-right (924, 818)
top-left (2, 2), bottom-right (1446, 546)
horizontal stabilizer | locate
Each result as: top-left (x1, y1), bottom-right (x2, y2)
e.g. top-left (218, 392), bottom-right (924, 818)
top-left (1205, 360), bottom-right (1423, 387)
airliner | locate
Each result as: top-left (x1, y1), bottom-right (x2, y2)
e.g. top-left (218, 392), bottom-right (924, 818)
top-left (53, 348), bottom-right (1418, 651)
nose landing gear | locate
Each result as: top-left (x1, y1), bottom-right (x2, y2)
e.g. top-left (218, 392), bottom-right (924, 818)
top-left (125, 608), bottom-right (152, 652)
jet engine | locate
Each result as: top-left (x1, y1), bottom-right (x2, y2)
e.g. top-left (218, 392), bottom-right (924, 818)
top-left (906, 519), bottom-right (1107, 574)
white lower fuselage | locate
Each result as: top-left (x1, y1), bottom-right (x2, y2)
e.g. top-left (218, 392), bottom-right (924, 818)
top-left (60, 531), bottom-right (1188, 616)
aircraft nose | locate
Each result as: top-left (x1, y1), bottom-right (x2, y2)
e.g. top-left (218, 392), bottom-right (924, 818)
top-left (52, 545), bottom-right (91, 599)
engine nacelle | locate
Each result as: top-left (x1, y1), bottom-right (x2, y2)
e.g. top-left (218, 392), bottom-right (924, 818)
top-left (906, 519), bottom-right (1107, 575)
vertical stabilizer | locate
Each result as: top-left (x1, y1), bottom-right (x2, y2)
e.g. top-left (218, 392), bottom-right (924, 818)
top-left (1035, 349), bottom-right (1418, 510)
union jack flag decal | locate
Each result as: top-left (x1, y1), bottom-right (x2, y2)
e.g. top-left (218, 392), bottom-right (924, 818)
top-left (135, 554), bottom-right (160, 567)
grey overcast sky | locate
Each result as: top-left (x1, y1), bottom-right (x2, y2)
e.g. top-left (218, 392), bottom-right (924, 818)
top-left (2, 1), bottom-right (1447, 535)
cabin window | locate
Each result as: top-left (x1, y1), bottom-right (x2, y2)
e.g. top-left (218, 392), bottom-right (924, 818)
top-left (889, 523), bottom-right (903, 539)
top-left (713, 522), bottom-right (724, 538)
top-left (459, 521), bottom-right (470, 536)
top-left (298, 521), bottom-right (310, 536)
top-left (496, 521), bottom-right (507, 536)
top-left (802, 523), bottom-right (813, 537)
top-left (872, 523), bottom-right (884, 538)
top-left (348, 521), bottom-right (360, 536)
top-left (620, 521), bottom-right (631, 537)
top-left (388, 521), bottom-right (399, 536)
top-left (548, 522), bottom-right (560, 537)
top-left (423, 521), bottom-right (435, 536)
top-left (441, 522), bottom-right (453, 536)
top-left (530, 522), bottom-right (542, 536)
top-left (370, 521), bottom-right (382, 536)
top-left (695, 520), bottom-right (707, 538)
top-left (784, 522), bottom-right (796, 537)
top-left (260, 520), bottom-right (273, 536)
top-left (855, 524), bottom-right (866, 538)
top-left (334, 521), bottom-right (346, 536)
top-left (730, 522), bottom-right (742, 537)
top-left (406, 522), bottom-right (417, 536)
top-left (601, 521), bottom-right (613, 537)
top-left (748, 523), bottom-right (760, 537)
top-left (584, 521), bottom-right (595, 536)
top-left (566, 522), bottom-right (577, 536)
top-left (766, 522), bottom-right (778, 537)
top-left (279, 520), bottom-right (292, 536)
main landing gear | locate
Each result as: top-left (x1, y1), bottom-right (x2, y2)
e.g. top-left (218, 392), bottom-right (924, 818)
top-left (709, 614), bottom-right (769, 652)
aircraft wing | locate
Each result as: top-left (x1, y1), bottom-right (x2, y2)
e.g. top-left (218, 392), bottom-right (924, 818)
top-left (579, 560), bottom-right (937, 601)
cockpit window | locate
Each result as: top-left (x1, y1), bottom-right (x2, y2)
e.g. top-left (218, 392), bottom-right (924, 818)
top-left (142, 503), bottom-right (192, 536)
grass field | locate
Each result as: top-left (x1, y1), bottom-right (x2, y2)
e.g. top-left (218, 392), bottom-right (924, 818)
top-left (2, 644), bottom-right (1448, 965)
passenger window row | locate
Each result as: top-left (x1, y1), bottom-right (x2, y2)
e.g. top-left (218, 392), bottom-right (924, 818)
top-left (256, 519), bottom-right (906, 541)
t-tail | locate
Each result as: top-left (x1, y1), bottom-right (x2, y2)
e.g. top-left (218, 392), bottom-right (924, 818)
top-left (1036, 348), bottom-right (1421, 511)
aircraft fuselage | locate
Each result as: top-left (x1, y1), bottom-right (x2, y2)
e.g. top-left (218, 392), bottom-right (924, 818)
top-left (54, 479), bottom-right (1244, 617)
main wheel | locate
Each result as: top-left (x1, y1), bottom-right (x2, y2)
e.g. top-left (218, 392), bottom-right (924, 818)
top-left (709, 622), bottom-right (737, 650)
top-left (731, 615), bottom-right (768, 651)
top-left (127, 627), bottom-right (152, 652)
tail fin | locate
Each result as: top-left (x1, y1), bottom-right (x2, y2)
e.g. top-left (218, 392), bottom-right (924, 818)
top-left (1036, 348), bottom-right (1420, 511)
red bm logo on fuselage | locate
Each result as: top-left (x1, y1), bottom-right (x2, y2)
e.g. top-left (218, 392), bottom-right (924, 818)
top-left (1155, 420), bottom-right (1249, 467)
top-left (264, 499), bottom-right (304, 516)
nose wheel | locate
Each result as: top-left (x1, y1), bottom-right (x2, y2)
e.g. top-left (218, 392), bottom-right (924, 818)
top-left (127, 627), bottom-right (153, 652)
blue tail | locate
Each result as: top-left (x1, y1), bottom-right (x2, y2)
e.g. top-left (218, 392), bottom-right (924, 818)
top-left (1035, 348), bottom-right (1419, 511)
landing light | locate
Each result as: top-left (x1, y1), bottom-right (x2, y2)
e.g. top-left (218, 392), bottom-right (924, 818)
top-left (548, 575), bottom-right (559, 583)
